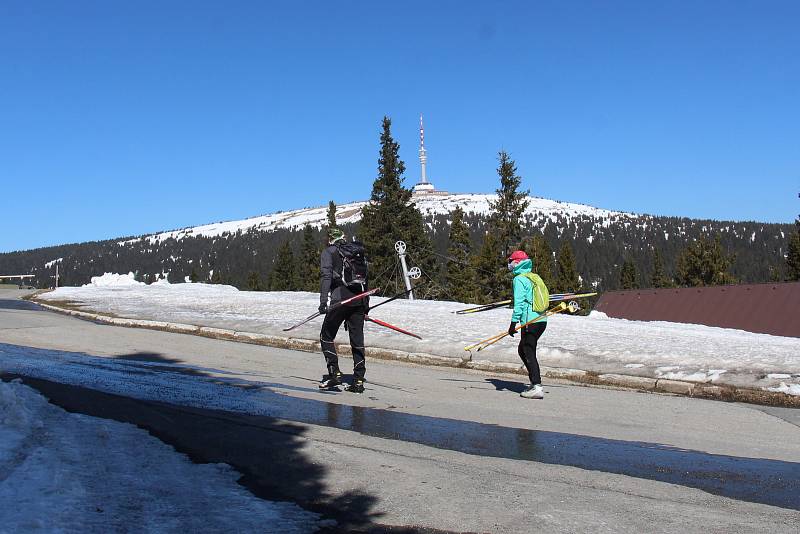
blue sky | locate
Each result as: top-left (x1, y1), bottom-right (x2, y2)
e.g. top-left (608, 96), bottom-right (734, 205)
top-left (1, 1), bottom-right (798, 252)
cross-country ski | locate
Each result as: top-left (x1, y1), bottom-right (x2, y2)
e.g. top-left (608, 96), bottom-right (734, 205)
top-left (454, 292), bottom-right (598, 314)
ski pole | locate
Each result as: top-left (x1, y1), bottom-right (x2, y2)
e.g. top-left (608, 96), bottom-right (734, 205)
top-left (283, 287), bottom-right (380, 331)
top-left (550, 292), bottom-right (598, 302)
top-left (454, 299), bottom-right (512, 315)
top-left (475, 303), bottom-right (569, 352)
top-left (455, 293), bottom-right (597, 315)
top-left (367, 283), bottom-right (426, 313)
top-left (365, 315), bottom-right (422, 339)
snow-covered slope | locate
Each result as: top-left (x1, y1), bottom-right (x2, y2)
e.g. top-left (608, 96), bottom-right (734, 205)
top-left (120, 194), bottom-right (640, 245)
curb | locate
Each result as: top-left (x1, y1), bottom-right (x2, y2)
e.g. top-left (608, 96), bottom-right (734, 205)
top-left (30, 298), bottom-right (800, 408)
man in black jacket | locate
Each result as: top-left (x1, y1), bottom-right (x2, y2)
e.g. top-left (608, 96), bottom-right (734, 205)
top-left (318, 228), bottom-right (368, 393)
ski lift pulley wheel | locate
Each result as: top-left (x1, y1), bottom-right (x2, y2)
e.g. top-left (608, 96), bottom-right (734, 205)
top-left (408, 266), bottom-right (422, 280)
top-left (394, 241), bottom-right (407, 254)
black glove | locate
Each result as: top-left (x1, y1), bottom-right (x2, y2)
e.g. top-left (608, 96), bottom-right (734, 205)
top-left (318, 302), bottom-right (327, 314)
top-left (508, 322), bottom-right (517, 337)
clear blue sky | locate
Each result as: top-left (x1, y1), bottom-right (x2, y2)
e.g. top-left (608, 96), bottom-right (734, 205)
top-left (2, 1), bottom-right (798, 252)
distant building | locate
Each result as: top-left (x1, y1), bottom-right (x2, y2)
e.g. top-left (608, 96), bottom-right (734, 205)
top-left (412, 114), bottom-right (448, 197)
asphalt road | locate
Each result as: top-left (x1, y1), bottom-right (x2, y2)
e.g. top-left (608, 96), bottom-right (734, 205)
top-left (1, 290), bottom-right (799, 533)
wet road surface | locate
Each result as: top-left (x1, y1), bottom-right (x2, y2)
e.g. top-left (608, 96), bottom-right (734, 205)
top-left (4, 340), bottom-right (798, 510)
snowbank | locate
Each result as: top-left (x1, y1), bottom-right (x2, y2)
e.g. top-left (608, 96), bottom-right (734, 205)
top-left (0, 378), bottom-right (323, 532)
top-left (85, 272), bottom-right (144, 287)
top-left (39, 281), bottom-right (800, 394)
top-left (768, 382), bottom-right (800, 396)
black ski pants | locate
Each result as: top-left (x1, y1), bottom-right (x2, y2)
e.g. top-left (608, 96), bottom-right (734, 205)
top-left (320, 304), bottom-right (366, 380)
top-left (518, 321), bottom-right (547, 386)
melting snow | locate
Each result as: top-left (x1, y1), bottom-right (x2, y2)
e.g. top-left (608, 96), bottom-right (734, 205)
top-left (0, 379), bottom-right (323, 532)
top-left (37, 282), bottom-right (800, 394)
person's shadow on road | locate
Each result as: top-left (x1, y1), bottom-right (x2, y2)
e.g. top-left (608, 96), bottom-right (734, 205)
top-left (485, 378), bottom-right (526, 393)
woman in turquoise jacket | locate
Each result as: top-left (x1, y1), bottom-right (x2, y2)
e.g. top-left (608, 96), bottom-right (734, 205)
top-left (507, 250), bottom-right (547, 399)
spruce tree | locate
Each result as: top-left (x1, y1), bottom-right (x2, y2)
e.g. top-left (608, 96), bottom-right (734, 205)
top-left (247, 271), bottom-right (264, 291)
top-left (555, 240), bottom-right (581, 293)
top-left (210, 270), bottom-right (222, 284)
top-left (650, 249), bottom-right (672, 288)
top-left (521, 232), bottom-right (555, 289)
top-left (269, 239), bottom-right (300, 291)
top-left (787, 217), bottom-right (800, 281)
top-left (298, 224), bottom-right (321, 291)
top-left (474, 151), bottom-right (531, 301)
top-left (444, 206), bottom-right (478, 303)
top-left (359, 116), bottom-right (437, 298)
top-left (189, 267), bottom-right (199, 283)
top-left (675, 234), bottom-right (737, 287)
top-left (326, 201), bottom-right (338, 231)
top-left (488, 150), bottom-right (530, 256)
top-left (619, 258), bottom-right (639, 290)
top-left (472, 231), bottom-right (508, 303)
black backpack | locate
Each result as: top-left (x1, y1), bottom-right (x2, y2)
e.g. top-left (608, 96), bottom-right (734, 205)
top-left (336, 241), bottom-right (368, 289)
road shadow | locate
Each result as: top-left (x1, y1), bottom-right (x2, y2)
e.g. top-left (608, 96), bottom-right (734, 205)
top-left (110, 352), bottom-right (215, 378)
top-left (485, 378), bottom-right (526, 393)
top-left (0, 298), bottom-right (43, 311)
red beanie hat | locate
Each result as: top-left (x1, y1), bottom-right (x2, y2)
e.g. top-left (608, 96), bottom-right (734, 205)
top-left (508, 250), bottom-right (529, 262)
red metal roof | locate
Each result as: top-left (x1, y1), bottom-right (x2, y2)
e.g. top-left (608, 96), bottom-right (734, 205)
top-left (593, 282), bottom-right (800, 338)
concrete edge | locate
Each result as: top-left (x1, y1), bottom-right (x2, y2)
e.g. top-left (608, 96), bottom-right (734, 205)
top-left (30, 298), bottom-right (800, 408)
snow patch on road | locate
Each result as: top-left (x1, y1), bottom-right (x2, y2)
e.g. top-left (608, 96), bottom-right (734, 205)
top-left (0, 378), bottom-right (324, 532)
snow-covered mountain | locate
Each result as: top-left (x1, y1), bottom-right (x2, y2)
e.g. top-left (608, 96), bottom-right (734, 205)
top-left (2, 192), bottom-right (793, 290)
top-left (120, 193), bottom-right (640, 246)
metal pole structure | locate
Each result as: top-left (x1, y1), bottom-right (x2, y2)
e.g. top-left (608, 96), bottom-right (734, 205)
top-left (395, 241), bottom-right (414, 301)
top-left (55, 264), bottom-right (59, 289)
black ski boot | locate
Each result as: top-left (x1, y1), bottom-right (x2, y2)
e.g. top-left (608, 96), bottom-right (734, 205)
top-left (346, 378), bottom-right (365, 394)
top-left (319, 371), bottom-right (343, 390)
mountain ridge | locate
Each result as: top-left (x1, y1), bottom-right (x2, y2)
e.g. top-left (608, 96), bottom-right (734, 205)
top-left (0, 192), bottom-right (793, 290)
top-left (117, 193), bottom-right (642, 247)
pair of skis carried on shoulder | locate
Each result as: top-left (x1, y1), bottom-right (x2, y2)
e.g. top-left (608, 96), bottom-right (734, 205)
top-left (283, 286), bottom-right (422, 339)
top-left (453, 292), bottom-right (597, 315)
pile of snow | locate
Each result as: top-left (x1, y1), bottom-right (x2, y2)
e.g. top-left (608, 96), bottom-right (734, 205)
top-left (0, 378), bottom-right (324, 532)
top-left (85, 272), bottom-right (144, 287)
top-left (768, 383), bottom-right (800, 396)
top-left (38, 280), bottom-right (800, 394)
